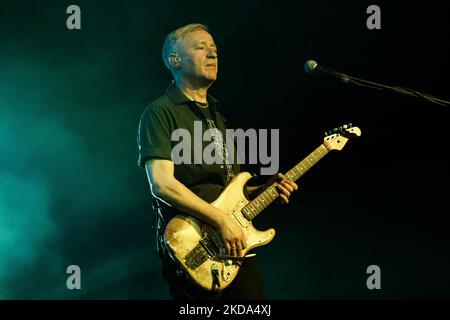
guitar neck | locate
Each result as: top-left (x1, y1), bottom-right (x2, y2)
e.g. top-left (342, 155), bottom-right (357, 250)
top-left (242, 144), bottom-right (329, 220)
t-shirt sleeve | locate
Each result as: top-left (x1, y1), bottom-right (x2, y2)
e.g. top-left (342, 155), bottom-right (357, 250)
top-left (137, 105), bottom-right (173, 168)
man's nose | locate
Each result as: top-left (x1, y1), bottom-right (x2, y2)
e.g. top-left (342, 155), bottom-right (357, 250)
top-left (207, 49), bottom-right (217, 58)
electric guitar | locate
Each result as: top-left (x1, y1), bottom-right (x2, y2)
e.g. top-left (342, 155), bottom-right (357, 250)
top-left (164, 124), bottom-right (362, 291)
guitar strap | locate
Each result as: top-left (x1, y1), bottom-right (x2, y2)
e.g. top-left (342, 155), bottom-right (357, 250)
top-left (152, 197), bottom-right (190, 280)
top-left (151, 196), bottom-right (165, 258)
top-left (152, 196), bottom-right (180, 267)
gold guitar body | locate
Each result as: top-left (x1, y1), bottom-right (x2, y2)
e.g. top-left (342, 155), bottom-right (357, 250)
top-left (164, 172), bottom-right (275, 291)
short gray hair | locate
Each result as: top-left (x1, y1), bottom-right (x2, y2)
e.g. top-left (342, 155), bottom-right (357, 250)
top-left (161, 23), bottom-right (210, 70)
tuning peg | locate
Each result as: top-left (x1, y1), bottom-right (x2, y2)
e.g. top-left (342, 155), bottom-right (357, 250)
top-left (343, 124), bottom-right (348, 129)
top-left (333, 128), bottom-right (338, 133)
top-left (348, 123), bottom-right (353, 128)
top-left (338, 126), bottom-right (343, 132)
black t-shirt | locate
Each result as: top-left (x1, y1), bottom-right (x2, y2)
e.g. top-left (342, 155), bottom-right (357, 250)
top-left (137, 84), bottom-right (240, 206)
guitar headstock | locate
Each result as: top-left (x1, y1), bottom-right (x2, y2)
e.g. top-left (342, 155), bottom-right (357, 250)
top-left (323, 123), bottom-right (361, 151)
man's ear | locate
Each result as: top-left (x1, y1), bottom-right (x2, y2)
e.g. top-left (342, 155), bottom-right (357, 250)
top-left (169, 53), bottom-right (181, 69)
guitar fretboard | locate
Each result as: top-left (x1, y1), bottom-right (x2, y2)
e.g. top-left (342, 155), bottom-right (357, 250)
top-left (241, 144), bottom-right (329, 220)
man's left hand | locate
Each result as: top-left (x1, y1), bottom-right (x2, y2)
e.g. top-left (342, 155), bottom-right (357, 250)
top-left (268, 173), bottom-right (298, 205)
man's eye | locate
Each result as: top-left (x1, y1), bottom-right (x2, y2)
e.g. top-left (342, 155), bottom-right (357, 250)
top-left (196, 47), bottom-right (205, 50)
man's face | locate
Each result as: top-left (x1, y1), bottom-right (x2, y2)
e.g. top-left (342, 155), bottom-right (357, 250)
top-left (177, 30), bottom-right (218, 85)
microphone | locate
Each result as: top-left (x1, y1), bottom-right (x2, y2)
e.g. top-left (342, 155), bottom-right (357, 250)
top-left (305, 60), bottom-right (450, 106)
top-left (304, 60), bottom-right (350, 83)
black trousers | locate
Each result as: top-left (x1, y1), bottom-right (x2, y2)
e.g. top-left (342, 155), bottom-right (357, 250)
top-left (161, 253), bottom-right (267, 300)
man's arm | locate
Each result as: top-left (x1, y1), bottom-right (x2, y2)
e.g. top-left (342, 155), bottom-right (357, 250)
top-left (145, 159), bottom-right (247, 257)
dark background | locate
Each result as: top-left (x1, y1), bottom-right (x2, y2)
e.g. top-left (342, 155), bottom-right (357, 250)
top-left (0, 0), bottom-right (448, 299)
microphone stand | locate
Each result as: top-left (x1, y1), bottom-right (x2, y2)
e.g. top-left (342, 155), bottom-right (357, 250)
top-left (333, 72), bottom-right (450, 107)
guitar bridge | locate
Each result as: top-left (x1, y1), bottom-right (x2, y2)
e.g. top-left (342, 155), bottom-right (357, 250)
top-left (184, 244), bottom-right (209, 270)
top-left (184, 236), bottom-right (221, 270)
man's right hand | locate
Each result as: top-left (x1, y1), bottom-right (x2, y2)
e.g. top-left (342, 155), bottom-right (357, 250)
top-left (216, 213), bottom-right (247, 258)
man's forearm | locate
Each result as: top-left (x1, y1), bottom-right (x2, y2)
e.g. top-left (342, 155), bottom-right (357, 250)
top-left (154, 179), bottom-right (225, 228)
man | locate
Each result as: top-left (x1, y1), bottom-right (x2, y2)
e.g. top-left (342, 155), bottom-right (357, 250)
top-left (137, 23), bottom-right (297, 300)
